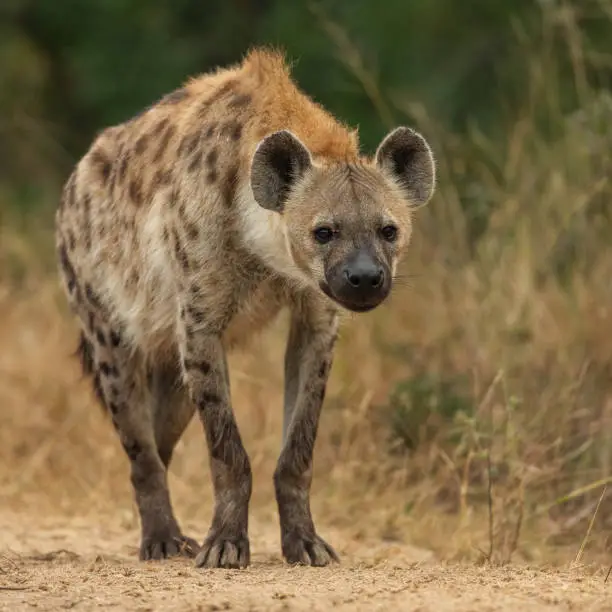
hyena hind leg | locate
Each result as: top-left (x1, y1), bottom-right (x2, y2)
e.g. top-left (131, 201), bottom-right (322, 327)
top-left (78, 330), bottom-right (199, 561)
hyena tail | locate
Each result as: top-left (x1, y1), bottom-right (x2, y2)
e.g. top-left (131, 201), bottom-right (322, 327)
top-left (75, 332), bottom-right (107, 411)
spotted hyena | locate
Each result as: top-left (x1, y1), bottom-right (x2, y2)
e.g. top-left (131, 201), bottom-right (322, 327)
top-left (55, 48), bottom-right (435, 568)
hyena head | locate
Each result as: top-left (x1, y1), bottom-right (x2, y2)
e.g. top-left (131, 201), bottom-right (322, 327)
top-left (250, 127), bottom-right (436, 312)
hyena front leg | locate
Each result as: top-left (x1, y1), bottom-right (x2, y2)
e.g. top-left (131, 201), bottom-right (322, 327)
top-left (177, 311), bottom-right (252, 569)
top-left (275, 294), bottom-right (339, 566)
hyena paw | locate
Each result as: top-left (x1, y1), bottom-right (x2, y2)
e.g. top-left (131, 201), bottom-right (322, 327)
top-left (140, 531), bottom-right (200, 561)
top-left (194, 532), bottom-right (250, 569)
top-left (282, 531), bottom-right (340, 567)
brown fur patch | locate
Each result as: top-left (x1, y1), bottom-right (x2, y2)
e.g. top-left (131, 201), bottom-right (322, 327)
top-left (129, 178), bottom-right (144, 206)
top-left (221, 164), bottom-right (239, 206)
top-left (188, 151), bottom-right (202, 173)
top-left (135, 134), bottom-right (149, 155)
top-left (154, 125), bottom-right (176, 162)
top-left (196, 80), bottom-right (237, 118)
top-left (221, 121), bottom-right (242, 142)
top-left (90, 149), bottom-right (112, 183)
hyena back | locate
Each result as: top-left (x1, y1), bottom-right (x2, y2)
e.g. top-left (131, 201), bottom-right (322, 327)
top-left (55, 48), bottom-right (436, 568)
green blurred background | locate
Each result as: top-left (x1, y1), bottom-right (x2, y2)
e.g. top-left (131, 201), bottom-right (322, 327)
top-left (2, 0), bottom-right (611, 216)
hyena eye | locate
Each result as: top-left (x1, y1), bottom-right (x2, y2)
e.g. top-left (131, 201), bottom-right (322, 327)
top-left (380, 225), bottom-right (398, 242)
top-left (313, 226), bottom-right (335, 244)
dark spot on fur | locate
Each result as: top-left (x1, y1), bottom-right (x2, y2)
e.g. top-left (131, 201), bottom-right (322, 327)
top-left (186, 306), bottom-right (205, 324)
top-left (168, 186), bottom-right (181, 208)
top-left (221, 121), bottom-right (242, 142)
top-left (205, 149), bottom-right (218, 168)
top-left (76, 333), bottom-right (94, 372)
top-left (76, 333), bottom-right (107, 412)
top-left (128, 270), bottom-right (140, 286)
top-left (109, 401), bottom-right (119, 414)
top-left (188, 150), bottom-right (202, 173)
top-left (135, 134), bottom-right (149, 155)
top-left (87, 311), bottom-right (95, 333)
top-left (172, 230), bottom-right (190, 271)
top-left (206, 169), bottom-right (218, 184)
top-left (90, 149), bottom-right (112, 183)
top-left (183, 359), bottom-right (211, 375)
top-left (96, 329), bottom-right (107, 346)
top-left (231, 124), bottom-right (242, 141)
top-left (92, 373), bottom-right (106, 409)
top-left (221, 164), bottom-right (239, 206)
top-left (318, 386), bottom-right (326, 405)
top-left (163, 226), bottom-right (170, 243)
top-left (118, 154), bottom-right (129, 184)
top-left (185, 222), bottom-right (199, 240)
top-left (122, 439), bottom-right (142, 461)
top-left (85, 283), bottom-right (101, 308)
top-left (160, 88), bottom-right (189, 105)
top-left (99, 362), bottom-right (119, 377)
top-left (179, 133), bottom-right (200, 156)
top-left (81, 193), bottom-right (92, 250)
top-left (109, 329), bottom-right (122, 347)
top-left (318, 361), bottom-right (328, 378)
top-left (157, 168), bottom-right (172, 185)
top-left (229, 93), bottom-right (252, 108)
top-left (154, 124), bottom-right (176, 162)
top-left (196, 391), bottom-right (222, 409)
top-left (198, 80), bottom-right (237, 118)
top-left (146, 367), bottom-right (154, 389)
top-left (58, 244), bottom-right (77, 293)
top-left (204, 123), bottom-right (217, 139)
top-left (179, 252), bottom-right (190, 271)
top-left (129, 178), bottom-right (144, 205)
top-left (152, 118), bottom-right (170, 136)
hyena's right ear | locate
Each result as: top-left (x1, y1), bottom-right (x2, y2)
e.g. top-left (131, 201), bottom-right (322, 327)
top-left (250, 130), bottom-right (312, 212)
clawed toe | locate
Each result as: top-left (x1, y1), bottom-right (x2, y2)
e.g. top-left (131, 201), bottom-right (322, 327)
top-left (140, 533), bottom-right (200, 561)
top-left (194, 532), bottom-right (250, 569)
top-left (282, 532), bottom-right (339, 567)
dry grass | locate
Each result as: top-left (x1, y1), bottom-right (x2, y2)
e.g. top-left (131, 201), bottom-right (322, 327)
top-left (1, 8), bottom-right (612, 571)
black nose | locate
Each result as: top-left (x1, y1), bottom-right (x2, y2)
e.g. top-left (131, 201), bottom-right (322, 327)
top-left (327, 251), bottom-right (390, 312)
top-left (345, 266), bottom-right (384, 289)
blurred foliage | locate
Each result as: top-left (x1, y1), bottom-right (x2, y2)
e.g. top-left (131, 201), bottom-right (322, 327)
top-left (1, 0), bottom-right (612, 212)
top-left (386, 372), bottom-right (474, 452)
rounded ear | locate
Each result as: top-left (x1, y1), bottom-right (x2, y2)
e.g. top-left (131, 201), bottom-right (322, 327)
top-left (375, 127), bottom-right (436, 208)
top-left (250, 130), bottom-right (312, 212)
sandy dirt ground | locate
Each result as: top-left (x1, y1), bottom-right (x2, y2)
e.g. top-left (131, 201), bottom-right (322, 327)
top-left (0, 512), bottom-right (609, 612)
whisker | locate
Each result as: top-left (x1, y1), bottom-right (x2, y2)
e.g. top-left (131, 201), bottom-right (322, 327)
top-left (392, 275), bottom-right (416, 288)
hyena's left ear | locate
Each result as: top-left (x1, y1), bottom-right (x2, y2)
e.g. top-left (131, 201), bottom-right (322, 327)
top-left (250, 130), bottom-right (312, 212)
top-left (375, 127), bottom-right (436, 208)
